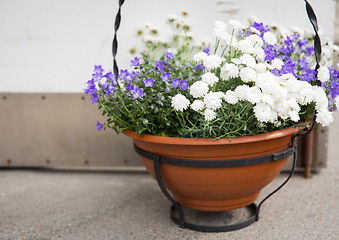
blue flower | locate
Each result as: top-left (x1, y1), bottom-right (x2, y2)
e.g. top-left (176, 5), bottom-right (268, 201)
top-left (161, 72), bottom-right (171, 82)
top-left (93, 65), bottom-right (104, 75)
top-left (104, 71), bottom-right (114, 80)
top-left (155, 61), bottom-right (168, 72)
top-left (130, 57), bottom-right (140, 67)
top-left (96, 121), bottom-right (104, 131)
top-left (194, 63), bottom-right (204, 72)
top-left (144, 77), bottom-right (155, 87)
top-left (171, 78), bottom-right (179, 89)
top-left (179, 80), bottom-right (189, 91)
top-left (129, 85), bottom-right (144, 100)
top-left (203, 48), bottom-right (210, 55)
top-left (91, 94), bottom-right (99, 104)
top-left (298, 57), bottom-right (310, 69)
top-left (166, 52), bottom-right (175, 60)
top-left (263, 44), bottom-right (278, 61)
top-left (252, 22), bottom-right (270, 37)
top-left (119, 69), bottom-right (130, 80)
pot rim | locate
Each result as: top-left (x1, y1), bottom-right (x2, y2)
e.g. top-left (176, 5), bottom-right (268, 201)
top-left (125, 125), bottom-right (305, 146)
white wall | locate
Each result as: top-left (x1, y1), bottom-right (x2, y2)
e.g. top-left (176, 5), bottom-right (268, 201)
top-left (0, 0), bottom-right (336, 93)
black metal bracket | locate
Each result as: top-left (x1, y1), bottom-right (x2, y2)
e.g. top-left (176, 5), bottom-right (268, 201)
top-left (137, 140), bottom-right (298, 232)
top-left (134, 144), bottom-right (296, 168)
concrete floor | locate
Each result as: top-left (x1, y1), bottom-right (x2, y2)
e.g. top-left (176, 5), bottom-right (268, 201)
top-left (0, 112), bottom-right (339, 240)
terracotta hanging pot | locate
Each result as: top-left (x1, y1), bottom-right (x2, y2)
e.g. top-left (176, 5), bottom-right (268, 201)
top-left (126, 127), bottom-right (300, 212)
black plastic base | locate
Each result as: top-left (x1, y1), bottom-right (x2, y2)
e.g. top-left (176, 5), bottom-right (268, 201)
top-left (170, 204), bottom-right (258, 232)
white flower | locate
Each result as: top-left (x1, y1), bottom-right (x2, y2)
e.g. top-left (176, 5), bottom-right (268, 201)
top-left (235, 39), bottom-right (254, 54)
top-left (263, 32), bottom-right (277, 45)
top-left (270, 58), bottom-right (284, 70)
top-left (247, 35), bottom-right (264, 48)
top-left (298, 84), bottom-right (314, 105)
top-left (249, 27), bottom-right (261, 35)
top-left (229, 20), bottom-right (245, 30)
top-left (316, 110), bottom-right (334, 127)
top-left (224, 35), bottom-right (238, 47)
top-left (204, 92), bottom-right (223, 110)
top-left (204, 109), bottom-right (216, 121)
top-left (253, 63), bottom-right (269, 73)
top-left (288, 110), bottom-right (300, 122)
top-left (190, 100), bottom-right (205, 111)
top-left (245, 86), bottom-right (262, 104)
top-left (203, 55), bottom-right (222, 70)
top-left (214, 20), bottom-right (228, 40)
top-left (168, 14), bottom-right (178, 22)
top-left (261, 94), bottom-right (274, 106)
top-left (254, 103), bottom-right (272, 122)
top-left (201, 72), bottom-right (219, 86)
top-left (166, 48), bottom-right (178, 55)
top-left (231, 58), bottom-right (242, 65)
top-left (234, 85), bottom-right (251, 100)
top-left (193, 52), bottom-right (208, 63)
top-left (312, 86), bottom-right (329, 111)
top-left (252, 47), bottom-right (265, 62)
top-left (240, 54), bottom-right (256, 67)
top-left (290, 26), bottom-right (304, 36)
top-left (240, 67), bottom-right (257, 83)
top-left (224, 90), bottom-right (238, 104)
top-left (220, 63), bottom-right (239, 80)
top-left (189, 81), bottom-right (209, 98)
top-left (317, 66), bottom-right (330, 82)
top-left (171, 94), bottom-right (190, 111)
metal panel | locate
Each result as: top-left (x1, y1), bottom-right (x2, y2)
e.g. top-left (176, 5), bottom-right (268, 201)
top-left (0, 93), bottom-right (142, 169)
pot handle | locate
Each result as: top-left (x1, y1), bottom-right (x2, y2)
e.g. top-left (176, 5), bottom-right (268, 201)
top-left (111, 0), bottom-right (320, 135)
top-left (111, 0), bottom-right (321, 81)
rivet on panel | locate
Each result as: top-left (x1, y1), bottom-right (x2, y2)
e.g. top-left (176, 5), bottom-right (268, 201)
top-left (2, 96), bottom-right (6, 100)
top-left (84, 159), bottom-right (89, 165)
top-left (81, 96), bottom-right (85, 100)
top-left (7, 159), bottom-right (11, 165)
top-left (123, 159), bottom-right (128, 164)
top-left (41, 95), bottom-right (46, 100)
top-left (46, 159), bottom-right (50, 165)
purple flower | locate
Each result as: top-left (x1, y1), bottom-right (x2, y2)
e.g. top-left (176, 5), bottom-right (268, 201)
top-left (155, 61), bottom-right (168, 72)
top-left (91, 94), bottom-right (99, 104)
top-left (306, 47), bottom-right (314, 57)
top-left (161, 72), bottom-right (171, 82)
top-left (92, 72), bottom-right (103, 82)
top-left (96, 121), bottom-right (104, 131)
top-left (179, 80), bottom-right (189, 91)
top-left (171, 78), bottom-right (179, 89)
top-left (144, 77), bottom-right (155, 87)
top-left (298, 38), bottom-right (308, 51)
top-left (166, 52), bottom-right (175, 60)
top-left (298, 57), bottom-right (310, 70)
top-left (203, 48), bottom-right (210, 55)
top-left (94, 65), bottom-right (104, 75)
top-left (130, 57), bottom-right (140, 67)
top-left (129, 85), bottom-right (144, 100)
top-left (104, 71), bottom-right (114, 80)
top-left (101, 81), bottom-right (116, 95)
top-left (300, 68), bottom-right (316, 82)
top-left (119, 69), bottom-right (130, 80)
top-left (263, 44), bottom-right (278, 61)
top-left (194, 63), bottom-right (204, 72)
top-left (252, 22), bottom-right (270, 37)
top-left (280, 59), bottom-right (296, 75)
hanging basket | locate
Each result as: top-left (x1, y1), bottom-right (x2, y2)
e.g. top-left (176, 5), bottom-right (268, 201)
top-left (111, 0), bottom-right (322, 233)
